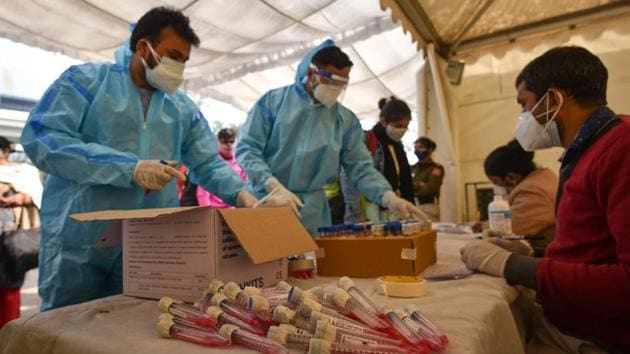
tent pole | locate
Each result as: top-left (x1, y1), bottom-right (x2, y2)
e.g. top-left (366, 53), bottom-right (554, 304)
top-left (426, 44), bottom-right (457, 161)
top-left (416, 59), bottom-right (427, 137)
top-left (427, 43), bottom-right (461, 222)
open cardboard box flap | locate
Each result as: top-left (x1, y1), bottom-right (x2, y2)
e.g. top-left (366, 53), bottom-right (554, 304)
top-left (70, 206), bottom-right (204, 221)
top-left (218, 208), bottom-right (317, 264)
top-left (71, 206), bottom-right (317, 264)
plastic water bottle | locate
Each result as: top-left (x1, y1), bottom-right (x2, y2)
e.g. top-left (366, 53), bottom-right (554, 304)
top-left (488, 195), bottom-right (512, 235)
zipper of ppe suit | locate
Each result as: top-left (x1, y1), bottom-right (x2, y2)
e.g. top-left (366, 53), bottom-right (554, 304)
top-left (140, 92), bottom-right (157, 160)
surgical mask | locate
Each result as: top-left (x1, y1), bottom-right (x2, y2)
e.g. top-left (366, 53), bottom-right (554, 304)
top-left (141, 41), bottom-right (185, 94)
top-left (515, 91), bottom-right (563, 151)
top-left (492, 184), bottom-right (508, 196)
top-left (313, 83), bottom-right (343, 108)
top-left (415, 150), bottom-right (429, 161)
top-left (386, 125), bottom-right (407, 142)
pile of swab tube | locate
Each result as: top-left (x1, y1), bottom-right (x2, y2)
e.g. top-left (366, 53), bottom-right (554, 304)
top-left (157, 276), bottom-right (448, 353)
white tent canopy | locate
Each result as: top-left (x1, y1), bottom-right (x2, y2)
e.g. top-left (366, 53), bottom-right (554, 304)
top-left (0, 0), bottom-right (423, 119)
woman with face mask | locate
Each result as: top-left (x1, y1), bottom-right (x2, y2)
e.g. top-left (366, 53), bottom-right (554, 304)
top-left (356, 97), bottom-right (414, 221)
top-left (412, 137), bottom-right (444, 221)
top-left (484, 139), bottom-right (559, 249)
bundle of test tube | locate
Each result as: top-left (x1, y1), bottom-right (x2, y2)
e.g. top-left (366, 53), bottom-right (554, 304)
top-left (156, 276), bottom-right (447, 353)
top-left (317, 220), bottom-right (429, 238)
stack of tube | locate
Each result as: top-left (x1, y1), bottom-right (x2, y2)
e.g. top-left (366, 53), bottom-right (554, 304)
top-left (156, 277), bottom-right (447, 353)
top-left (316, 220), bottom-right (430, 238)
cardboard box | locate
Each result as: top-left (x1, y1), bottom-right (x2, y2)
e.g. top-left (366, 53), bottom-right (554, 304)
top-left (72, 207), bottom-right (317, 302)
top-left (315, 230), bottom-right (437, 277)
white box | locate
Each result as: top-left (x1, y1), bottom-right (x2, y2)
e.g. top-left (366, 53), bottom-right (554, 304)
top-left (72, 207), bottom-right (317, 302)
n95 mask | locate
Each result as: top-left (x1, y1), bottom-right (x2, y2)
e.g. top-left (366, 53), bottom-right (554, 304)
top-left (515, 92), bottom-right (563, 151)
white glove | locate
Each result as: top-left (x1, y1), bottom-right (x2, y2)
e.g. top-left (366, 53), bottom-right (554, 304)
top-left (133, 160), bottom-right (186, 190)
top-left (381, 191), bottom-right (429, 221)
top-left (236, 191), bottom-right (258, 208)
top-left (460, 239), bottom-right (511, 277)
top-left (257, 178), bottom-right (304, 215)
top-left (489, 238), bottom-right (534, 256)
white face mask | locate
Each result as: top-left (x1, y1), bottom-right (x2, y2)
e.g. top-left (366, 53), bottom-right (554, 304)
top-left (313, 83), bottom-right (343, 108)
top-left (386, 125), bottom-right (407, 142)
top-left (515, 91), bottom-right (563, 151)
top-left (141, 41), bottom-right (185, 94)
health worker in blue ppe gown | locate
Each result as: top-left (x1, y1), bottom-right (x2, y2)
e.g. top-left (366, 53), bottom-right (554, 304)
top-left (236, 40), bottom-right (425, 236)
top-left (20, 7), bottom-right (258, 311)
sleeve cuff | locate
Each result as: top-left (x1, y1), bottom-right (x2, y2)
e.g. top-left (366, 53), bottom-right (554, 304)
top-left (504, 254), bottom-right (542, 290)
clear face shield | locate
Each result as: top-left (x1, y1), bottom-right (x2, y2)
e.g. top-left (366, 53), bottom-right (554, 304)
top-left (310, 64), bottom-right (349, 105)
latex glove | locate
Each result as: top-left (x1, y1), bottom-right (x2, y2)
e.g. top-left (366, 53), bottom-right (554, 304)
top-left (460, 239), bottom-right (511, 277)
top-left (381, 191), bottom-right (429, 221)
top-left (236, 191), bottom-right (258, 208)
top-left (133, 160), bottom-right (186, 190)
top-left (489, 238), bottom-right (534, 256)
top-left (258, 178), bottom-right (304, 215)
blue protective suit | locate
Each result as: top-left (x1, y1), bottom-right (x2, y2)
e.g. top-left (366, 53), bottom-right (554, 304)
top-left (21, 45), bottom-right (247, 310)
top-left (236, 40), bottom-right (392, 236)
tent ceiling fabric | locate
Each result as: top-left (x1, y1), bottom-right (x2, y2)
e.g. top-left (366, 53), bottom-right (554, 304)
top-left (0, 0), bottom-right (423, 119)
top-left (380, 0), bottom-right (630, 55)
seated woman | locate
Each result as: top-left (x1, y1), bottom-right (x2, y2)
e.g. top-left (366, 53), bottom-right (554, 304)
top-left (484, 139), bottom-right (558, 249)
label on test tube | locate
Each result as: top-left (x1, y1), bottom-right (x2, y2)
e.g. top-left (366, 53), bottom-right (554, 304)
top-left (328, 317), bottom-right (369, 333)
top-left (339, 334), bottom-right (378, 346)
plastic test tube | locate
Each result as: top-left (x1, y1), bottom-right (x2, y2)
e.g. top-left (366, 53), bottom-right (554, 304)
top-left (268, 322), bottom-right (408, 353)
top-left (311, 318), bottom-right (404, 347)
top-left (331, 288), bottom-right (390, 329)
top-left (338, 277), bottom-right (383, 315)
top-left (371, 223), bottom-right (385, 236)
top-left (219, 324), bottom-right (289, 354)
top-left (222, 281), bottom-right (251, 307)
top-left (222, 282), bottom-right (276, 324)
top-left (279, 317), bottom-right (400, 348)
top-left (159, 296), bottom-right (216, 327)
top-left (309, 311), bottom-right (395, 342)
top-left (381, 307), bottom-right (423, 346)
top-left (157, 314), bottom-right (231, 347)
top-left (200, 279), bottom-right (226, 312)
top-left (308, 338), bottom-right (413, 354)
top-left (211, 293), bottom-right (267, 329)
top-left (206, 305), bottom-right (266, 336)
top-left (159, 313), bottom-right (216, 333)
top-left (395, 309), bottom-right (445, 351)
top-left (292, 296), bottom-right (365, 328)
top-left (405, 305), bottom-right (448, 344)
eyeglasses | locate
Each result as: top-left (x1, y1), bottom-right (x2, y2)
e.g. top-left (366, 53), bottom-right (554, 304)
top-left (310, 64), bottom-right (349, 88)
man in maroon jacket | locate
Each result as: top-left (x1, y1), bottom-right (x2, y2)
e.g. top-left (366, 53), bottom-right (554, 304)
top-left (461, 46), bottom-right (629, 353)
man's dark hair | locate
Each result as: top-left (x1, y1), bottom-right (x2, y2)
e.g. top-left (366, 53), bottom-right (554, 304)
top-left (130, 7), bottom-right (200, 52)
top-left (218, 128), bottom-right (236, 141)
top-left (312, 46), bottom-right (353, 69)
top-left (379, 96), bottom-right (411, 123)
top-left (515, 46), bottom-right (608, 107)
top-left (415, 137), bottom-right (436, 151)
top-left (484, 139), bottom-right (535, 178)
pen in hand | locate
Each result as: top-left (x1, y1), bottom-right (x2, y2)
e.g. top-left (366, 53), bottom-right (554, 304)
top-left (144, 160), bottom-right (170, 197)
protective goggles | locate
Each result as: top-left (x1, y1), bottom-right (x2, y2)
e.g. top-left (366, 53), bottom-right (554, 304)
top-left (310, 64), bottom-right (349, 88)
